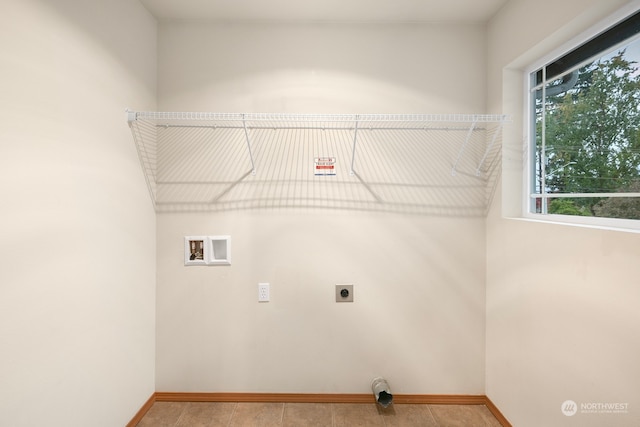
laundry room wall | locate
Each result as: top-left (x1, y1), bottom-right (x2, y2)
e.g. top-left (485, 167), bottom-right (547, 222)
top-left (155, 22), bottom-right (490, 395)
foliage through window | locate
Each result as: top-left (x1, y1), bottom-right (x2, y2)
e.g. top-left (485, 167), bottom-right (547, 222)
top-left (530, 10), bottom-right (640, 221)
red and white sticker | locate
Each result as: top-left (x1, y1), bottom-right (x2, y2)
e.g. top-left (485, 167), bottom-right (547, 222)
top-left (314, 157), bottom-right (336, 176)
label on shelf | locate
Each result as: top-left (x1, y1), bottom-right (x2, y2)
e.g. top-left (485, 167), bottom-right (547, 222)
top-left (314, 157), bottom-right (336, 176)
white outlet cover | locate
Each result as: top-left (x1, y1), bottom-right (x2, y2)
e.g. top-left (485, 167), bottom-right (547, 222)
top-left (258, 283), bottom-right (270, 302)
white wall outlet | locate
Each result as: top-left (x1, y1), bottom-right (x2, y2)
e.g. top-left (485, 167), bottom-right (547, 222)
top-left (258, 283), bottom-right (270, 302)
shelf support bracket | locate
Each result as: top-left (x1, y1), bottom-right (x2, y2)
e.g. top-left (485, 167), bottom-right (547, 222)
top-left (125, 108), bottom-right (137, 124)
top-left (242, 114), bottom-right (257, 175)
top-left (451, 119), bottom-right (477, 176)
top-left (475, 120), bottom-right (504, 176)
top-left (350, 115), bottom-right (360, 176)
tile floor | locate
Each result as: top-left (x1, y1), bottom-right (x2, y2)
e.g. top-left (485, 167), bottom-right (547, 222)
top-left (136, 401), bottom-right (504, 427)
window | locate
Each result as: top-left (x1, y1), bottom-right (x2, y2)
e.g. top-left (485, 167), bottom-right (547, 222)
top-left (528, 10), bottom-right (640, 222)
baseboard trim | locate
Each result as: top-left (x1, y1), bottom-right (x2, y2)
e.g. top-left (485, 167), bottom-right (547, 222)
top-left (126, 393), bottom-right (155, 427)
top-left (485, 396), bottom-right (513, 427)
top-left (130, 392), bottom-right (511, 426)
top-left (154, 392), bottom-right (489, 405)
top-left (155, 392), bottom-right (374, 403)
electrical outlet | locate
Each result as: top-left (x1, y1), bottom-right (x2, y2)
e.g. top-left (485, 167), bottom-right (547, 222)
top-left (258, 283), bottom-right (270, 302)
top-left (336, 284), bottom-right (354, 302)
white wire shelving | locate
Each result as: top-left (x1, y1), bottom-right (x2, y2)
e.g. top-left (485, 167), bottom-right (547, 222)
top-left (127, 110), bottom-right (508, 215)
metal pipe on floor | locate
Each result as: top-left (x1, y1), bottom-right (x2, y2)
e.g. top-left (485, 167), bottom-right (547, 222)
top-left (371, 377), bottom-right (393, 408)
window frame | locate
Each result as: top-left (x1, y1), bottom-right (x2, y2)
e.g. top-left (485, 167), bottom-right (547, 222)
top-left (523, 5), bottom-right (640, 231)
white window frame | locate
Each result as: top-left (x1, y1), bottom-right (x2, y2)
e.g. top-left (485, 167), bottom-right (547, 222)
top-left (523, 4), bottom-right (640, 232)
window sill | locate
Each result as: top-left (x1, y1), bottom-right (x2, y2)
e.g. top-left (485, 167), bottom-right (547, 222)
top-left (516, 213), bottom-right (640, 234)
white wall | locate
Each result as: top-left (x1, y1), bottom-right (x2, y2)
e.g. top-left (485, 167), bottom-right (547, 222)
top-left (486, 1), bottom-right (640, 426)
top-left (0, 1), bottom-right (157, 426)
top-left (158, 22), bottom-right (486, 114)
top-left (158, 212), bottom-right (487, 394)
top-left (155, 23), bottom-right (489, 394)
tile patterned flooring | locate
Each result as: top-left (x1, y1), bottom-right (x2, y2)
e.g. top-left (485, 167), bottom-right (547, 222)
top-left (136, 401), bottom-right (504, 427)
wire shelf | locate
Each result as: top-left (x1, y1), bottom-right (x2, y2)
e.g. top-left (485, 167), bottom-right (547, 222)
top-left (132, 111), bottom-right (505, 122)
top-left (127, 110), bottom-right (508, 215)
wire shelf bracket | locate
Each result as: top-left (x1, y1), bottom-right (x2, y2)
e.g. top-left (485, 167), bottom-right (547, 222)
top-left (350, 115), bottom-right (360, 176)
top-left (242, 114), bottom-right (257, 176)
top-left (451, 119), bottom-right (477, 176)
top-left (476, 119), bottom-right (504, 176)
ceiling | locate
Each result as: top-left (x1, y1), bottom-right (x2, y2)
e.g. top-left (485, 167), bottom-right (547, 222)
top-left (139, 0), bottom-right (509, 24)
